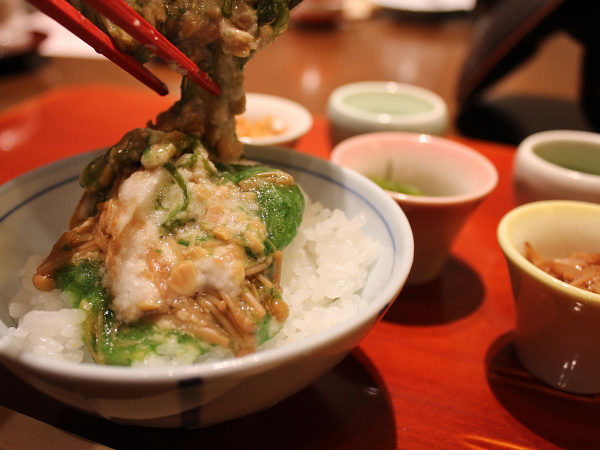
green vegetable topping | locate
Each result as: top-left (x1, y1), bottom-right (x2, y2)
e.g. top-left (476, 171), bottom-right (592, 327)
top-left (162, 162), bottom-right (190, 230)
top-left (215, 163), bottom-right (272, 184)
top-left (141, 142), bottom-right (177, 169)
top-left (54, 260), bottom-right (211, 366)
top-left (54, 260), bottom-right (107, 310)
top-left (256, 0), bottom-right (290, 35)
top-left (256, 312), bottom-right (281, 346)
top-left (222, 0), bottom-right (233, 17)
top-left (368, 176), bottom-right (424, 196)
top-left (215, 163), bottom-right (305, 251)
top-left (255, 179), bottom-right (304, 250)
top-left (368, 160), bottom-right (425, 195)
top-left (80, 129), bottom-right (197, 192)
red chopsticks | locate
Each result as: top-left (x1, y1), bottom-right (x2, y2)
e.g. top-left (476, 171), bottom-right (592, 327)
top-left (84, 0), bottom-right (220, 96)
top-left (27, 0), bottom-right (220, 97)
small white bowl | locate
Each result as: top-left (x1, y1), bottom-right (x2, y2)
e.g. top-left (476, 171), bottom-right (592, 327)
top-left (498, 200), bottom-right (600, 394)
top-left (0, 146), bottom-right (413, 427)
top-left (513, 130), bottom-right (600, 205)
top-left (327, 81), bottom-right (449, 145)
top-left (332, 132), bottom-right (497, 285)
top-left (236, 93), bottom-right (313, 147)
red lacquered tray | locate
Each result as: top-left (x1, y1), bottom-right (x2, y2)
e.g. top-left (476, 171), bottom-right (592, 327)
top-left (0, 85), bottom-right (598, 449)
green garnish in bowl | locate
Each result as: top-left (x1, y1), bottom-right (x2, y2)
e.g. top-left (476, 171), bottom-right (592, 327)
top-left (368, 176), bottom-right (424, 195)
top-left (368, 161), bottom-right (425, 196)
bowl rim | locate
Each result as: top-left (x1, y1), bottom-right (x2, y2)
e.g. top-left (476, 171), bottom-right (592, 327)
top-left (327, 81), bottom-right (448, 126)
top-left (516, 130), bottom-right (600, 185)
top-left (237, 93), bottom-right (313, 146)
top-left (497, 200), bottom-right (600, 306)
top-left (0, 146), bottom-right (414, 383)
top-left (369, 0), bottom-right (475, 13)
top-left (331, 132), bottom-right (499, 206)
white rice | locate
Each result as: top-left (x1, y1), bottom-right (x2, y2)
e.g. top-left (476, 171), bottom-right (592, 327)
top-left (2, 198), bottom-right (379, 366)
top-left (3, 255), bottom-right (90, 363)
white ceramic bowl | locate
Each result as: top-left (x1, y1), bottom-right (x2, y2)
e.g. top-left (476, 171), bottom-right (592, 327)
top-left (331, 132), bottom-right (497, 285)
top-left (0, 146), bottom-right (413, 427)
top-left (369, 0), bottom-right (475, 13)
top-left (513, 130), bottom-right (600, 205)
top-left (327, 81), bottom-right (448, 145)
top-left (236, 93), bottom-right (313, 147)
top-left (498, 200), bottom-right (600, 394)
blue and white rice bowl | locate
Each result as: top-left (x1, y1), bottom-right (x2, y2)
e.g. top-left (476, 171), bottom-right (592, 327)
top-left (0, 146), bottom-right (413, 427)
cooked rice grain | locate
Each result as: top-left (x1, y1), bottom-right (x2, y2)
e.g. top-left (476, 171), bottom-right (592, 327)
top-left (3, 198), bottom-right (379, 366)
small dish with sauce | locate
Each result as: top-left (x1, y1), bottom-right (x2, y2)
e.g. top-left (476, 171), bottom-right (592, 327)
top-left (331, 132), bottom-right (497, 285)
top-left (236, 93), bottom-right (313, 147)
top-left (513, 130), bottom-right (600, 205)
top-left (327, 81), bottom-right (448, 145)
top-left (498, 200), bottom-right (600, 394)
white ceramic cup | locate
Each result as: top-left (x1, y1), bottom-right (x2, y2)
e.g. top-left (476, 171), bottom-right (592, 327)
top-left (327, 81), bottom-right (449, 145)
top-left (498, 200), bottom-right (600, 394)
top-left (331, 132), bottom-right (498, 285)
top-left (513, 130), bottom-right (600, 205)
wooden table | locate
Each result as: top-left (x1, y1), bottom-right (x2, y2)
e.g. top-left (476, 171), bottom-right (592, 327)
top-left (0, 11), bottom-right (597, 450)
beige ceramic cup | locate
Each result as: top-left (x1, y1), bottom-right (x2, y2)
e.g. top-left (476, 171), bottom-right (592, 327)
top-left (331, 132), bottom-right (498, 285)
top-left (498, 200), bottom-right (600, 394)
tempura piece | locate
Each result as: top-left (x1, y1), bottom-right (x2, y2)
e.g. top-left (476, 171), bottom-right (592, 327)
top-left (70, 0), bottom-right (296, 160)
top-left (31, 0), bottom-right (306, 366)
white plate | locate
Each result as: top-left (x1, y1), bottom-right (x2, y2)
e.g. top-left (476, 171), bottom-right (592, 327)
top-left (370, 0), bottom-right (476, 13)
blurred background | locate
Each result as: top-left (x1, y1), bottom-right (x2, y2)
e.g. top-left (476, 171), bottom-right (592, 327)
top-left (0, 0), bottom-right (595, 145)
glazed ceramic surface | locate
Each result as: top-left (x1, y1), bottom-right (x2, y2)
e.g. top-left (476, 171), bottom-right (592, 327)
top-left (513, 130), bottom-right (600, 205)
top-left (368, 0), bottom-right (475, 12)
top-left (331, 132), bottom-right (497, 285)
top-left (0, 146), bottom-right (413, 427)
top-left (327, 82), bottom-right (448, 145)
top-left (498, 200), bottom-right (600, 394)
top-left (237, 93), bottom-right (313, 147)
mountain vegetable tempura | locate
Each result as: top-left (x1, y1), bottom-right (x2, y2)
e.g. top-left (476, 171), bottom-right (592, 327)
top-left (72, 0), bottom-right (299, 160)
top-left (30, 0), bottom-right (306, 365)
